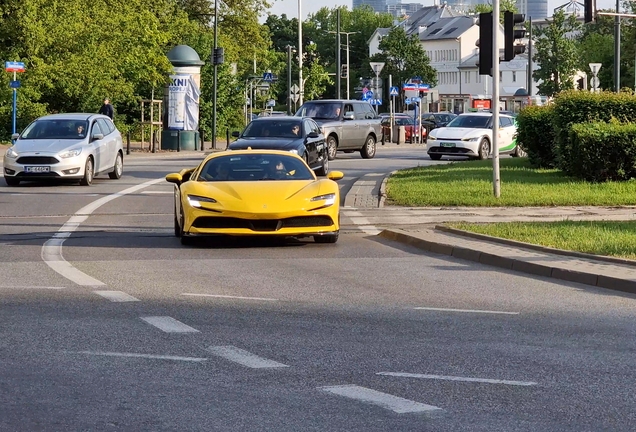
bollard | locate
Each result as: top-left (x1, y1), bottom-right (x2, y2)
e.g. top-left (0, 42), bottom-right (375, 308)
top-left (151, 130), bottom-right (156, 153)
top-left (177, 130), bottom-right (181, 152)
top-left (126, 131), bottom-right (131, 155)
top-left (200, 129), bottom-right (205, 151)
top-left (226, 128), bottom-right (230, 150)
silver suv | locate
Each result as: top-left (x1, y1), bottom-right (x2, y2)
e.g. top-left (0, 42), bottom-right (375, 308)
top-left (295, 99), bottom-right (382, 160)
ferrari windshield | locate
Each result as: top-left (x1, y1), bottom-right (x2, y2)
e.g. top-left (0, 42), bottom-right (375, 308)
top-left (20, 119), bottom-right (90, 140)
top-left (445, 115), bottom-right (491, 129)
top-left (241, 119), bottom-right (303, 138)
top-left (198, 154), bottom-right (314, 182)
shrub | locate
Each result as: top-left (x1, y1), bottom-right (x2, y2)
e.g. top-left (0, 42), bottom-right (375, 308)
top-left (569, 121), bottom-right (636, 182)
top-left (516, 104), bottom-right (557, 168)
top-left (552, 90), bottom-right (636, 175)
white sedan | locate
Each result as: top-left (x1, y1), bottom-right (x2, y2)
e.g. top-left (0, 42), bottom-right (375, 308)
top-left (3, 113), bottom-right (124, 186)
top-left (426, 112), bottom-right (522, 160)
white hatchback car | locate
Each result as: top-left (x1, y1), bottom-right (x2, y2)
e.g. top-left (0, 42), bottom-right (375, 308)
top-left (426, 112), bottom-right (521, 160)
top-left (3, 113), bottom-right (124, 186)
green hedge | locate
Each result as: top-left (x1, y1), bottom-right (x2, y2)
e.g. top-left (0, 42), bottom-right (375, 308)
top-left (553, 91), bottom-right (636, 175)
top-left (516, 105), bottom-right (557, 168)
top-left (569, 121), bottom-right (636, 182)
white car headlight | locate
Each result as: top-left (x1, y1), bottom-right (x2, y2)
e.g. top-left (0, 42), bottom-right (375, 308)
top-left (187, 195), bottom-right (217, 208)
top-left (5, 147), bottom-right (18, 158)
top-left (428, 135), bottom-right (436, 141)
top-left (59, 148), bottom-right (83, 158)
top-left (289, 149), bottom-right (299, 155)
top-left (311, 193), bottom-right (335, 207)
top-left (462, 137), bottom-right (480, 142)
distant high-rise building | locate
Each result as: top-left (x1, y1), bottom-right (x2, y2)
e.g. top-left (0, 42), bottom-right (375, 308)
top-left (387, 3), bottom-right (424, 18)
top-left (353, 0), bottom-right (391, 13)
top-left (516, 0), bottom-right (548, 19)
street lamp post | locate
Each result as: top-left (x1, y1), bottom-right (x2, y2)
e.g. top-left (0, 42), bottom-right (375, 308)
top-left (287, 45), bottom-right (293, 115)
top-left (298, 0), bottom-right (303, 105)
top-left (328, 30), bottom-right (358, 100)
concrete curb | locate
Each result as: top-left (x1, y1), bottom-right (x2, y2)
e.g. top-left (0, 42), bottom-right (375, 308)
top-left (377, 228), bottom-right (636, 295)
top-left (435, 225), bottom-right (636, 269)
top-left (378, 171), bottom-right (396, 208)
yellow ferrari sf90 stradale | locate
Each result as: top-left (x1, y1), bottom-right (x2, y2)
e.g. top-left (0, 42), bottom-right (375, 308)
top-left (165, 150), bottom-right (344, 245)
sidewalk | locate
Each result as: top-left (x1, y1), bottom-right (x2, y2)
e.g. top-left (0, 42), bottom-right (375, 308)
top-left (344, 171), bottom-right (636, 295)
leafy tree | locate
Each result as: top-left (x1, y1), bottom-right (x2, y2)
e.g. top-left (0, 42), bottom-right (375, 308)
top-left (532, 9), bottom-right (581, 97)
top-left (469, 0), bottom-right (518, 22)
top-left (369, 26), bottom-right (437, 102)
top-left (302, 43), bottom-right (332, 100)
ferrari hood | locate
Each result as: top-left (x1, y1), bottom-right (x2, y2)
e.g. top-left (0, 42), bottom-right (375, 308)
top-left (184, 180), bottom-right (330, 213)
top-left (430, 127), bottom-right (491, 140)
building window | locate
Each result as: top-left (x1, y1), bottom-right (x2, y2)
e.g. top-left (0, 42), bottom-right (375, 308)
top-left (512, 71), bottom-right (517, 82)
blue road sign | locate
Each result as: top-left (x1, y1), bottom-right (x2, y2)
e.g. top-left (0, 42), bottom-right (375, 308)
top-left (405, 97), bottom-right (411, 105)
top-left (9, 80), bottom-right (20, 88)
top-left (418, 84), bottom-right (430, 90)
top-left (5, 61), bottom-right (25, 72)
top-left (369, 98), bottom-right (383, 106)
top-left (412, 97), bottom-right (421, 103)
top-left (389, 86), bottom-right (399, 96)
top-left (263, 72), bottom-right (273, 82)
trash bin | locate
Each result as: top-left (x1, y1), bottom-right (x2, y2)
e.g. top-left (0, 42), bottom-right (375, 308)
top-left (392, 125), bottom-right (405, 144)
top-left (161, 130), bottom-right (200, 151)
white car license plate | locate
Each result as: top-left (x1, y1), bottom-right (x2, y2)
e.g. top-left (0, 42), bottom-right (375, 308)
top-left (26, 166), bottom-right (50, 173)
top-left (440, 142), bottom-right (455, 148)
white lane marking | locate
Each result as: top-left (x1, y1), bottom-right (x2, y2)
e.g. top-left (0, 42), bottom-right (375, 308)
top-left (41, 178), bottom-right (164, 286)
top-left (319, 385), bottom-right (442, 414)
top-left (414, 307), bottom-right (519, 315)
top-left (77, 351), bottom-right (207, 362)
top-left (141, 316), bottom-right (200, 333)
top-left (206, 345), bottom-right (289, 369)
top-left (182, 293), bottom-right (279, 302)
top-left (343, 212), bottom-right (381, 235)
top-left (0, 285), bottom-right (65, 290)
top-left (141, 190), bottom-right (173, 194)
top-left (377, 372), bottom-right (537, 386)
top-left (94, 290), bottom-right (140, 302)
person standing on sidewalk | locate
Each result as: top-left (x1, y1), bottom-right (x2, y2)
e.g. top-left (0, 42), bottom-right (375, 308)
top-left (98, 98), bottom-right (114, 120)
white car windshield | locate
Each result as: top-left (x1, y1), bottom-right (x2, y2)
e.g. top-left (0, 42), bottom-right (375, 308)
top-left (20, 119), bottom-right (90, 140)
top-left (446, 115), bottom-right (491, 129)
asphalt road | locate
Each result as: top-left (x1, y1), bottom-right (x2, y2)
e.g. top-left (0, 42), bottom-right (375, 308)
top-left (1, 148), bottom-right (635, 431)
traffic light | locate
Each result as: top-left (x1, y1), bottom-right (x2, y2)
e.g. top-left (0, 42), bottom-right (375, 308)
top-left (341, 64), bottom-right (348, 79)
top-left (476, 12), bottom-right (493, 76)
top-left (504, 11), bottom-right (526, 62)
top-left (584, 0), bottom-right (596, 23)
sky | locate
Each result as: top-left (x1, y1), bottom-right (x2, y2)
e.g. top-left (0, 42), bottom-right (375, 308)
top-left (264, 0), bottom-right (617, 21)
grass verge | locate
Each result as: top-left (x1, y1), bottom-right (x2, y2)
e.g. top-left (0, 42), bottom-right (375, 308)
top-left (386, 158), bottom-right (636, 206)
top-left (447, 221), bottom-right (636, 260)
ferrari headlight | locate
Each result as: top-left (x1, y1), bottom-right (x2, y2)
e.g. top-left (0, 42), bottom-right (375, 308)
top-left (311, 193), bottom-right (335, 207)
top-left (187, 195), bottom-right (217, 208)
top-left (59, 148), bottom-right (82, 158)
top-left (288, 149), bottom-right (299, 155)
top-left (5, 147), bottom-right (18, 158)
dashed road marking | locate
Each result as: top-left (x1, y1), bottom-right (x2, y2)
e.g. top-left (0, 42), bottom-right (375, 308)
top-left (342, 210), bottom-right (381, 235)
top-left (141, 316), bottom-right (200, 333)
top-left (41, 178), bottom-right (164, 286)
top-left (206, 345), bottom-right (289, 369)
top-left (77, 351), bottom-right (207, 362)
top-left (94, 290), bottom-right (140, 302)
top-left (182, 293), bottom-right (279, 302)
top-left (0, 285), bottom-right (66, 290)
top-left (413, 306), bottom-right (519, 315)
top-left (319, 384), bottom-right (443, 414)
top-left (377, 372), bottom-right (537, 386)
top-left (141, 190), bottom-right (173, 194)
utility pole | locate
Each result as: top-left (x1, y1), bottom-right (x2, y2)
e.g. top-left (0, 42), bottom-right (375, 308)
top-left (527, 17), bottom-right (533, 97)
top-left (492, 0), bottom-right (501, 198)
top-left (329, 31), bottom-right (358, 99)
top-left (212, 0), bottom-right (221, 150)
top-left (615, 0), bottom-right (621, 92)
top-left (298, 0), bottom-right (303, 105)
top-left (287, 45), bottom-right (292, 115)
top-left (336, 9), bottom-right (341, 99)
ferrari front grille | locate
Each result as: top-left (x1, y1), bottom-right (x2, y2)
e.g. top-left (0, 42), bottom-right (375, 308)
top-left (192, 215), bottom-right (334, 231)
top-left (16, 156), bottom-right (60, 165)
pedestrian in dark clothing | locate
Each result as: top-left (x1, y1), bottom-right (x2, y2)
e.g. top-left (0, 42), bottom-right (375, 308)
top-left (98, 98), bottom-right (114, 119)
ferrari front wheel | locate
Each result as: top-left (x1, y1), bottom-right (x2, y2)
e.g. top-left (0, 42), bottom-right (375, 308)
top-left (314, 231), bottom-right (339, 244)
top-left (179, 207), bottom-right (194, 246)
